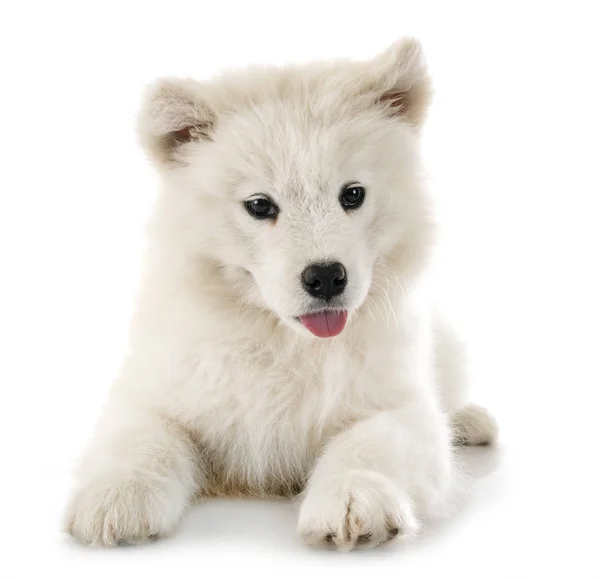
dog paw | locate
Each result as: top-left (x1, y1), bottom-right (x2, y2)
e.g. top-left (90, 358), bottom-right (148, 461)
top-left (297, 470), bottom-right (419, 550)
top-left (64, 479), bottom-right (178, 546)
top-left (452, 404), bottom-right (499, 446)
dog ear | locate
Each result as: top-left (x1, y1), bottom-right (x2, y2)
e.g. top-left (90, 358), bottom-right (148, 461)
top-left (137, 78), bottom-right (216, 166)
top-left (365, 37), bottom-right (432, 129)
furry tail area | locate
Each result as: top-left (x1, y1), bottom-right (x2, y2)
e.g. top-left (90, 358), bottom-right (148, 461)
top-left (451, 404), bottom-right (499, 446)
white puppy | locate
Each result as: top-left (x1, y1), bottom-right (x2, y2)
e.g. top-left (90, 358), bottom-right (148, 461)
top-left (65, 37), bottom-right (497, 550)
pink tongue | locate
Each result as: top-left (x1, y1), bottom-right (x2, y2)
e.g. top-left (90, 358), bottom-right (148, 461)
top-left (299, 310), bottom-right (348, 338)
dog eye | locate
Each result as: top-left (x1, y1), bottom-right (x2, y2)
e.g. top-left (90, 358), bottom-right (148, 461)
top-left (339, 183), bottom-right (366, 210)
top-left (244, 196), bottom-right (279, 220)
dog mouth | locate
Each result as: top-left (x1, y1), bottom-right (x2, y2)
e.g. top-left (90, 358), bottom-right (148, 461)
top-left (296, 310), bottom-right (348, 338)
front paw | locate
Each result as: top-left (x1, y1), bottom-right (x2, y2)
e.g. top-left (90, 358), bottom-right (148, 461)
top-left (297, 470), bottom-right (419, 550)
top-left (64, 478), bottom-right (180, 546)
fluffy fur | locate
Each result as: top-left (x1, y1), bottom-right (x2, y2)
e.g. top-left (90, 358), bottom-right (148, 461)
top-left (64, 37), bottom-right (497, 550)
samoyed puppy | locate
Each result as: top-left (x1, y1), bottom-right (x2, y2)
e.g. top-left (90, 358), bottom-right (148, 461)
top-left (65, 37), bottom-right (497, 550)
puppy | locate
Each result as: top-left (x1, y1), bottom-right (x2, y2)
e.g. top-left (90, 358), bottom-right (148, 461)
top-left (65, 37), bottom-right (497, 550)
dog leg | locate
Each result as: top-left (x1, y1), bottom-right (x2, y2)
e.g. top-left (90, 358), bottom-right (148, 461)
top-left (297, 397), bottom-right (452, 550)
top-left (64, 404), bottom-right (201, 546)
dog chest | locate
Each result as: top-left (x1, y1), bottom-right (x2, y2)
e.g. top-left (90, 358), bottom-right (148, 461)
top-left (180, 338), bottom-right (398, 496)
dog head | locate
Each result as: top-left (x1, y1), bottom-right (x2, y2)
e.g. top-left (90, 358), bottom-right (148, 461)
top-left (138, 38), bottom-right (434, 338)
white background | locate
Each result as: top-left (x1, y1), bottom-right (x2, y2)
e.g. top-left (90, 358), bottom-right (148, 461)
top-left (1, 1), bottom-right (599, 577)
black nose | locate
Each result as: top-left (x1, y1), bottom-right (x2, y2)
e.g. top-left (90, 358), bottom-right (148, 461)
top-left (301, 262), bottom-right (347, 300)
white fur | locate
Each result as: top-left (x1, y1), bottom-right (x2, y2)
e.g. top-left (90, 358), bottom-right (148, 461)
top-left (64, 37), bottom-right (497, 549)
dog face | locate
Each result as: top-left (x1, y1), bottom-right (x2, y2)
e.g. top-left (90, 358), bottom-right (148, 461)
top-left (138, 38), bottom-right (433, 337)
